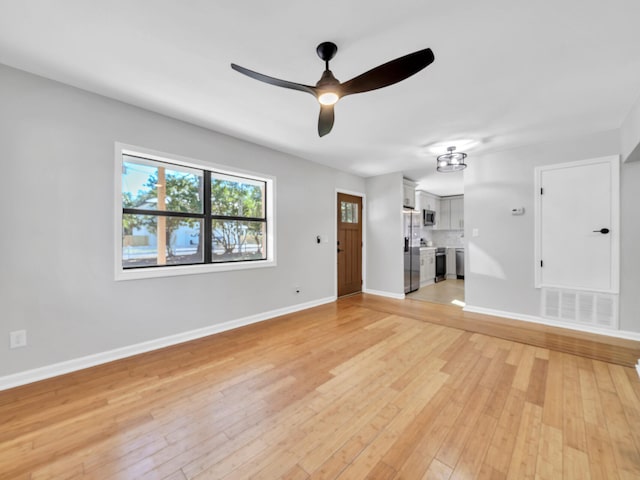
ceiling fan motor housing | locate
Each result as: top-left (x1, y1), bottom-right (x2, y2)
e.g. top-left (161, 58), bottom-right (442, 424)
top-left (316, 69), bottom-right (340, 90)
top-left (316, 42), bottom-right (338, 62)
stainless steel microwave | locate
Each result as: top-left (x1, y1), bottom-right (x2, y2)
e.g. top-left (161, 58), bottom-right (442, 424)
top-left (423, 209), bottom-right (435, 226)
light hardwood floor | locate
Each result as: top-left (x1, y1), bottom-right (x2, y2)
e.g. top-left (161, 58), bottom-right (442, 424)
top-left (408, 279), bottom-right (465, 306)
top-left (1, 295), bottom-right (639, 479)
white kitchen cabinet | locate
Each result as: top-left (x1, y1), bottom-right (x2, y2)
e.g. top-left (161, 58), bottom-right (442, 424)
top-left (450, 197), bottom-right (464, 230)
top-left (426, 250), bottom-right (436, 282)
top-left (403, 179), bottom-right (416, 208)
top-left (420, 248), bottom-right (436, 286)
top-left (438, 199), bottom-right (451, 230)
top-left (417, 191), bottom-right (438, 211)
top-left (436, 195), bottom-right (463, 230)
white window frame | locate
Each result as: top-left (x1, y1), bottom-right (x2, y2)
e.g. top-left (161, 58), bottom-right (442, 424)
top-left (114, 143), bottom-right (276, 281)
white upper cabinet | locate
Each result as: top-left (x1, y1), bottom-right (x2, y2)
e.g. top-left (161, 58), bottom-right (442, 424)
top-left (436, 195), bottom-right (463, 230)
top-left (402, 179), bottom-right (416, 208)
top-left (418, 191), bottom-right (437, 211)
top-left (438, 198), bottom-right (451, 230)
top-left (450, 197), bottom-right (464, 230)
top-left (415, 191), bottom-right (463, 230)
top-left (417, 191), bottom-right (440, 227)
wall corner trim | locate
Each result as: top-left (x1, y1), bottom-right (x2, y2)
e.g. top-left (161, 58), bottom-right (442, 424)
top-left (463, 304), bottom-right (640, 341)
top-left (363, 289), bottom-right (405, 300)
top-left (0, 296), bottom-right (336, 392)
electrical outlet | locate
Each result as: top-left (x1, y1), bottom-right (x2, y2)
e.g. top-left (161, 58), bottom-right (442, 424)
top-left (10, 330), bottom-right (27, 349)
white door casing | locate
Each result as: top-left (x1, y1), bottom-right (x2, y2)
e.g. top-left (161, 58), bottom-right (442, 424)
top-left (534, 156), bottom-right (619, 294)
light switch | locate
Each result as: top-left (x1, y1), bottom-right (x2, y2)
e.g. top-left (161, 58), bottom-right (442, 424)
top-left (472, 228), bottom-right (479, 237)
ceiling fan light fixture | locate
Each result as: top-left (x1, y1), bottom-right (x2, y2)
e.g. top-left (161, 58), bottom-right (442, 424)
top-left (318, 91), bottom-right (339, 105)
top-left (437, 146), bottom-right (467, 173)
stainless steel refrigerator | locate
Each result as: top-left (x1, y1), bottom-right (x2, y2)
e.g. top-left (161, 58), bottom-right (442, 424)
top-left (403, 209), bottom-right (421, 293)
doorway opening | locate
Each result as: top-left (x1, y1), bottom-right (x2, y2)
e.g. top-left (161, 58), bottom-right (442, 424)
top-left (407, 246), bottom-right (465, 307)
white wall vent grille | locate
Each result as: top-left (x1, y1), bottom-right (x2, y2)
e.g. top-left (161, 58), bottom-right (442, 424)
top-left (541, 288), bottom-right (618, 330)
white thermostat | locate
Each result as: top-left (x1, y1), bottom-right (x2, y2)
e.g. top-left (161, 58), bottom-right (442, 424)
top-left (511, 207), bottom-right (525, 215)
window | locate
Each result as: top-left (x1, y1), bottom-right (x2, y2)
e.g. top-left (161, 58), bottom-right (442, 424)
top-left (340, 201), bottom-right (359, 224)
top-left (116, 145), bottom-right (274, 279)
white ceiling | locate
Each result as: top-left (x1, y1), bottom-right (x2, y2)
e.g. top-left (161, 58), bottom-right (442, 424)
top-left (1, 1), bottom-right (640, 195)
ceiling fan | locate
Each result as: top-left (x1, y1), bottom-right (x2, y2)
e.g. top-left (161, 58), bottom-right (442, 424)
top-left (231, 42), bottom-right (435, 137)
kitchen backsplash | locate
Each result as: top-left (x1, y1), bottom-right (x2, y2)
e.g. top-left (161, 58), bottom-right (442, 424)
top-left (421, 228), bottom-right (464, 247)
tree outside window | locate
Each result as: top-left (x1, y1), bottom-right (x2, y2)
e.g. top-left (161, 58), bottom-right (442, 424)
top-left (121, 155), bottom-right (267, 269)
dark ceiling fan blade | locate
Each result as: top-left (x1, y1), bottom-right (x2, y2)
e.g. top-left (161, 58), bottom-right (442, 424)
top-left (339, 48), bottom-right (434, 97)
top-left (232, 44), bottom-right (434, 137)
top-left (318, 104), bottom-right (335, 137)
top-left (231, 63), bottom-right (317, 96)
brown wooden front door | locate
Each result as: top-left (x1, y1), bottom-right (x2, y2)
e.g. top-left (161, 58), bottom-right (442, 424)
top-left (337, 193), bottom-right (363, 297)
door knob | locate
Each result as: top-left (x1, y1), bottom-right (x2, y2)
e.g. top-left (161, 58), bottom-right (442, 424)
top-left (337, 248), bottom-right (343, 253)
top-left (592, 228), bottom-right (610, 234)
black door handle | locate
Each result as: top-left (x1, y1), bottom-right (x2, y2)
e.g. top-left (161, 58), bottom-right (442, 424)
top-left (593, 228), bottom-right (610, 234)
top-left (337, 249), bottom-right (343, 253)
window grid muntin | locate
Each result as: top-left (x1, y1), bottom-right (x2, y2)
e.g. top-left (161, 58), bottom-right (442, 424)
top-left (121, 156), bottom-right (269, 269)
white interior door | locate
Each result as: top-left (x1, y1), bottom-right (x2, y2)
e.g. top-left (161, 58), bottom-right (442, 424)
top-left (536, 156), bottom-right (619, 293)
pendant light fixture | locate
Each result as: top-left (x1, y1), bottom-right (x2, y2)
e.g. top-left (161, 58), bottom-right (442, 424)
top-left (437, 146), bottom-right (467, 172)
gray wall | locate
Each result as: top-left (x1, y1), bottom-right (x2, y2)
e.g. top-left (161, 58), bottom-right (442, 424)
top-left (365, 173), bottom-right (404, 296)
top-left (464, 129), bottom-right (640, 332)
top-left (619, 159), bottom-right (640, 331)
top-left (0, 64), bottom-right (364, 376)
top-left (621, 93), bottom-right (640, 163)
top-left (2, 60), bottom-right (638, 380)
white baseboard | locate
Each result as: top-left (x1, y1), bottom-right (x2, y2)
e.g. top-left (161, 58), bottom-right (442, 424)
top-left (463, 304), bottom-right (640, 341)
top-left (0, 296), bottom-right (336, 392)
top-left (363, 288), bottom-right (405, 300)
top-left (636, 360), bottom-right (640, 380)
